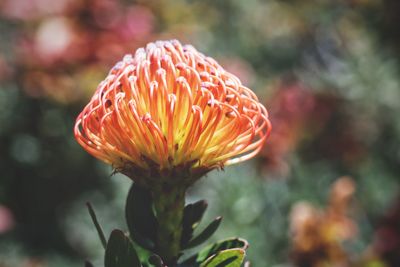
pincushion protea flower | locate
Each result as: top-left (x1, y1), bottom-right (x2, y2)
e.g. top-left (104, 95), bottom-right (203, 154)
top-left (75, 40), bottom-right (271, 264)
top-left (74, 40), bottom-right (271, 185)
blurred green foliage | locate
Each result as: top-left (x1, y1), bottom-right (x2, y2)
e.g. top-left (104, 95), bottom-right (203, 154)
top-left (0, 0), bottom-right (399, 266)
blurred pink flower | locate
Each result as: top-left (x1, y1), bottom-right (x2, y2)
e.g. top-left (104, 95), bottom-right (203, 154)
top-left (261, 78), bottom-right (366, 176)
top-left (6, 0), bottom-right (157, 103)
top-left (120, 6), bottom-right (155, 39)
top-left (261, 80), bottom-right (318, 176)
top-left (34, 17), bottom-right (74, 63)
top-left (1, 0), bottom-right (72, 20)
top-left (0, 205), bottom-right (14, 233)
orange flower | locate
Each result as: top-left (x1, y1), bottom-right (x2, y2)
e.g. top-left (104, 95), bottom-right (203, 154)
top-left (74, 40), bottom-right (271, 184)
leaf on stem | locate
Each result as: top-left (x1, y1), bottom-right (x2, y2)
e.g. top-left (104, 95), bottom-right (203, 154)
top-left (125, 183), bottom-right (158, 250)
top-left (104, 229), bottom-right (142, 267)
top-left (181, 238), bottom-right (248, 266)
top-left (200, 249), bottom-right (245, 267)
top-left (184, 216), bottom-right (222, 249)
top-left (181, 200), bottom-right (208, 247)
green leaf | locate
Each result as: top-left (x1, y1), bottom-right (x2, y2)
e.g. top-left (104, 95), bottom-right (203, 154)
top-left (148, 254), bottom-right (164, 267)
top-left (85, 261), bottom-right (94, 267)
top-left (86, 202), bottom-right (107, 249)
top-left (126, 183), bottom-right (158, 250)
top-left (181, 200), bottom-right (208, 247)
top-left (185, 216), bottom-right (222, 249)
top-left (200, 249), bottom-right (245, 267)
top-left (105, 229), bottom-right (142, 267)
top-left (182, 238), bottom-right (248, 266)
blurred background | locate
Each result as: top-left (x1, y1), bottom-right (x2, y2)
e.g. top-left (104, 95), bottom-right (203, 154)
top-left (0, 0), bottom-right (399, 266)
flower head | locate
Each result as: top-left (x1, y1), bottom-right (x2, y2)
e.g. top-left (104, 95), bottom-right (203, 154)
top-left (74, 40), bottom-right (271, 185)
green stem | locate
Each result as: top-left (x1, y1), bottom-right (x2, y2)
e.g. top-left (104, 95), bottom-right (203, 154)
top-left (152, 185), bottom-right (186, 266)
